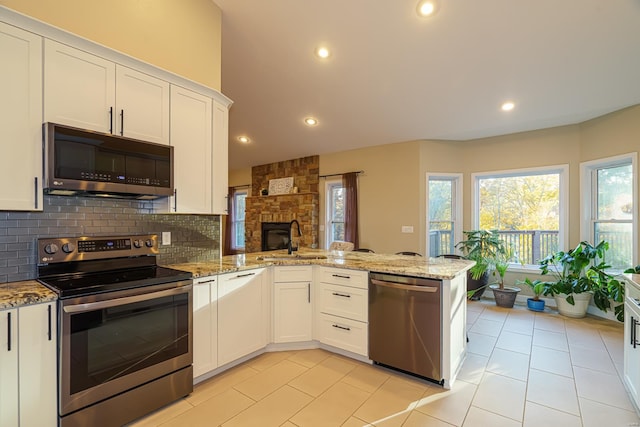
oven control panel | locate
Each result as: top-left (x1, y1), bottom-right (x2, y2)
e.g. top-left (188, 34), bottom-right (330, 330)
top-left (38, 234), bottom-right (159, 263)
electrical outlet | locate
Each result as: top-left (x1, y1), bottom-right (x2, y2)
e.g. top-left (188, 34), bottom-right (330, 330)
top-left (162, 231), bottom-right (171, 245)
top-left (401, 226), bottom-right (414, 233)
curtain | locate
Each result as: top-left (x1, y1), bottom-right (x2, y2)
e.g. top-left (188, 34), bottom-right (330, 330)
top-left (223, 187), bottom-right (233, 256)
top-left (343, 172), bottom-right (359, 249)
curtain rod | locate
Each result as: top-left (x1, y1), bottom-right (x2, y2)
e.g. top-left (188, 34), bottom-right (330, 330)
top-left (231, 184), bottom-right (251, 189)
top-left (319, 170), bottom-right (365, 179)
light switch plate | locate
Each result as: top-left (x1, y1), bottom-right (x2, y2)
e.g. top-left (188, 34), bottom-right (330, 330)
top-left (401, 226), bottom-right (414, 233)
top-left (162, 231), bottom-right (171, 245)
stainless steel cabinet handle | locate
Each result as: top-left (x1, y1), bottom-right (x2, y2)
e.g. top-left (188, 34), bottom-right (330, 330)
top-left (332, 274), bottom-right (351, 279)
top-left (233, 272), bottom-right (256, 279)
top-left (332, 292), bottom-right (351, 298)
top-left (197, 279), bottom-right (216, 285)
top-left (308, 283), bottom-right (311, 303)
top-left (332, 324), bottom-right (350, 331)
top-left (371, 278), bottom-right (438, 293)
top-left (64, 285), bottom-right (191, 314)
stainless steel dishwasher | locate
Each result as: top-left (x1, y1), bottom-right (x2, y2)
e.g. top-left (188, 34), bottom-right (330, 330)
top-left (368, 272), bottom-right (443, 384)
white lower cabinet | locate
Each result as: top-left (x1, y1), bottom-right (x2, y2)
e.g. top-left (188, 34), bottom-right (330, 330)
top-left (315, 267), bottom-right (369, 357)
top-left (0, 302), bottom-right (56, 427)
top-left (193, 276), bottom-right (218, 378)
top-left (273, 266), bottom-right (313, 343)
top-left (624, 280), bottom-right (640, 412)
top-left (218, 268), bottom-right (268, 366)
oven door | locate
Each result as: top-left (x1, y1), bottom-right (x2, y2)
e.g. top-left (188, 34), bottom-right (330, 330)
top-left (58, 280), bottom-right (192, 416)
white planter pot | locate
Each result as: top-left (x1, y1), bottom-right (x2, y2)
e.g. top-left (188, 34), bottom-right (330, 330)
top-left (554, 292), bottom-right (593, 318)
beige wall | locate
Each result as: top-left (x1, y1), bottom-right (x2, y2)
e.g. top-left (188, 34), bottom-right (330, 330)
top-left (0, 0), bottom-right (222, 90)
top-left (233, 105), bottom-right (640, 260)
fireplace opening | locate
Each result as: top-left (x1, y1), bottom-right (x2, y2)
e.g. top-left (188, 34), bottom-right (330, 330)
top-left (261, 222), bottom-right (291, 251)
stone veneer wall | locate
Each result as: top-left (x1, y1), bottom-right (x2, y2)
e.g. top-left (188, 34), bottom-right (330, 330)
top-left (245, 156), bottom-right (320, 252)
top-left (0, 195), bottom-right (220, 283)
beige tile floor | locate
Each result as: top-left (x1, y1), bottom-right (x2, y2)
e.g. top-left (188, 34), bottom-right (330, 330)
top-left (129, 300), bottom-right (640, 426)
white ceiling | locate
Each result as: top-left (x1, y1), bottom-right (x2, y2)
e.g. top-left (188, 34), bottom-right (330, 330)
top-left (215, 0), bottom-right (640, 171)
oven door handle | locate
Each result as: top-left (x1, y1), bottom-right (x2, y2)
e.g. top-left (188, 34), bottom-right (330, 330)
top-left (371, 278), bottom-right (438, 293)
top-left (63, 285), bottom-right (192, 314)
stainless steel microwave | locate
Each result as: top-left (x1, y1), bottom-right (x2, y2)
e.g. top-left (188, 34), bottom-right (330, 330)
top-left (43, 123), bottom-right (174, 199)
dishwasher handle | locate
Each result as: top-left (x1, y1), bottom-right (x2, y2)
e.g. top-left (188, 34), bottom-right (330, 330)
top-left (370, 278), bottom-right (439, 293)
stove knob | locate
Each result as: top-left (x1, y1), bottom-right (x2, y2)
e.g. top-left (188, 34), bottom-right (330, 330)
top-left (133, 239), bottom-right (143, 248)
top-left (145, 239), bottom-right (154, 248)
top-left (44, 243), bottom-right (59, 255)
top-left (62, 243), bottom-right (76, 253)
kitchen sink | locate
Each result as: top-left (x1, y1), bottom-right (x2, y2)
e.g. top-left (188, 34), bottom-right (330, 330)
top-left (256, 254), bottom-right (328, 261)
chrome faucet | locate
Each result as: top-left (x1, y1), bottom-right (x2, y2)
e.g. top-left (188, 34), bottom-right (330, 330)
top-left (288, 219), bottom-right (302, 254)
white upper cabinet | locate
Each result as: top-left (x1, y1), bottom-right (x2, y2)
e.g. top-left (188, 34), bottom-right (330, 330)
top-left (44, 39), bottom-right (170, 145)
top-left (212, 99), bottom-right (229, 215)
top-left (115, 66), bottom-right (170, 144)
top-left (44, 39), bottom-right (115, 133)
top-left (170, 85), bottom-right (213, 213)
top-left (0, 22), bottom-right (43, 211)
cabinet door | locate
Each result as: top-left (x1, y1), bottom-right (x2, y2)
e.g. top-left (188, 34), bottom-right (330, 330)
top-left (274, 282), bottom-right (312, 343)
top-left (193, 276), bottom-right (218, 378)
top-left (170, 85), bottom-right (213, 213)
top-left (218, 269), bottom-right (267, 366)
top-left (115, 65), bottom-right (170, 144)
top-left (211, 99), bottom-right (229, 214)
top-left (18, 302), bottom-right (57, 427)
top-left (0, 309), bottom-right (18, 427)
top-left (44, 39), bottom-right (115, 133)
top-left (0, 23), bottom-right (43, 211)
top-left (624, 300), bottom-right (640, 408)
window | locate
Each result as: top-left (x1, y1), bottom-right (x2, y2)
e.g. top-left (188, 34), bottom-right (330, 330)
top-left (231, 189), bottom-right (247, 250)
top-left (426, 173), bottom-right (462, 257)
top-left (326, 179), bottom-right (345, 247)
top-left (581, 154), bottom-right (637, 271)
top-left (472, 165), bottom-right (568, 266)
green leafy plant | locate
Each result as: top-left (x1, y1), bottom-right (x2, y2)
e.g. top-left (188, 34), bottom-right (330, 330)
top-left (537, 240), bottom-right (624, 321)
top-left (517, 278), bottom-right (545, 301)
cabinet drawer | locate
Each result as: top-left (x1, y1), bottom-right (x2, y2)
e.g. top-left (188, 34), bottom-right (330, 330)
top-left (274, 266), bottom-right (313, 282)
top-left (318, 283), bottom-right (368, 322)
top-left (318, 313), bottom-right (368, 357)
top-left (318, 267), bottom-right (368, 289)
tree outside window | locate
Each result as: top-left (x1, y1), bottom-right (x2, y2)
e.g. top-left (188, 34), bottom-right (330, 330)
top-left (474, 167), bottom-right (566, 266)
top-left (232, 190), bottom-right (247, 250)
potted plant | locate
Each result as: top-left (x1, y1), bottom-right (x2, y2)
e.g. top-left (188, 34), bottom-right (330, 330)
top-left (456, 230), bottom-right (520, 306)
top-left (455, 230), bottom-right (504, 300)
top-left (488, 244), bottom-right (521, 308)
top-left (537, 240), bottom-right (624, 320)
top-left (518, 278), bottom-right (545, 311)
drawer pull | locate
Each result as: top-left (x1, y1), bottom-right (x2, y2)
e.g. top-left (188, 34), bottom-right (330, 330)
top-left (332, 292), bottom-right (351, 298)
top-left (332, 324), bottom-right (351, 331)
top-left (332, 274), bottom-right (351, 279)
top-left (48, 304), bottom-right (52, 341)
top-left (233, 272), bottom-right (256, 279)
top-left (633, 316), bottom-right (639, 349)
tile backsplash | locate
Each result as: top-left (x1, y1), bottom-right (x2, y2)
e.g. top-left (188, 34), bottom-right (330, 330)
top-left (0, 195), bottom-right (221, 283)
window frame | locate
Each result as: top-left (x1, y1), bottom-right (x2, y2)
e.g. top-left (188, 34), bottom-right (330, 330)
top-left (580, 153), bottom-right (637, 269)
top-left (325, 178), bottom-right (346, 248)
top-left (471, 164), bottom-right (569, 270)
top-left (230, 188), bottom-right (248, 251)
top-left (425, 172), bottom-right (463, 258)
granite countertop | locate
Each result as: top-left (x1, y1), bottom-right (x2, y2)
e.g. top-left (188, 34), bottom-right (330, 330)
top-left (0, 280), bottom-right (57, 310)
top-left (168, 248), bottom-right (475, 280)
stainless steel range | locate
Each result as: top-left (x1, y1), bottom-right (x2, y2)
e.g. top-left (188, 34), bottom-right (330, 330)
top-left (37, 235), bottom-right (193, 427)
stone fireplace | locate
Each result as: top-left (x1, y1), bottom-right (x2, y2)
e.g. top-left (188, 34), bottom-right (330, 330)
top-left (245, 156), bottom-right (320, 253)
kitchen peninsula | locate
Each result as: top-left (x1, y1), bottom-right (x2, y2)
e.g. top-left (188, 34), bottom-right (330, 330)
top-left (171, 250), bottom-right (474, 389)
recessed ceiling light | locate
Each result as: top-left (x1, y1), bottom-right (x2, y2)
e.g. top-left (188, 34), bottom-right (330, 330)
top-left (501, 102), bottom-right (515, 112)
top-left (237, 136), bottom-right (251, 144)
top-left (315, 47), bottom-right (330, 59)
top-left (416, 0), bottom-right (438, 17)
top-left (304, 117), bottom-right (318, 126)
